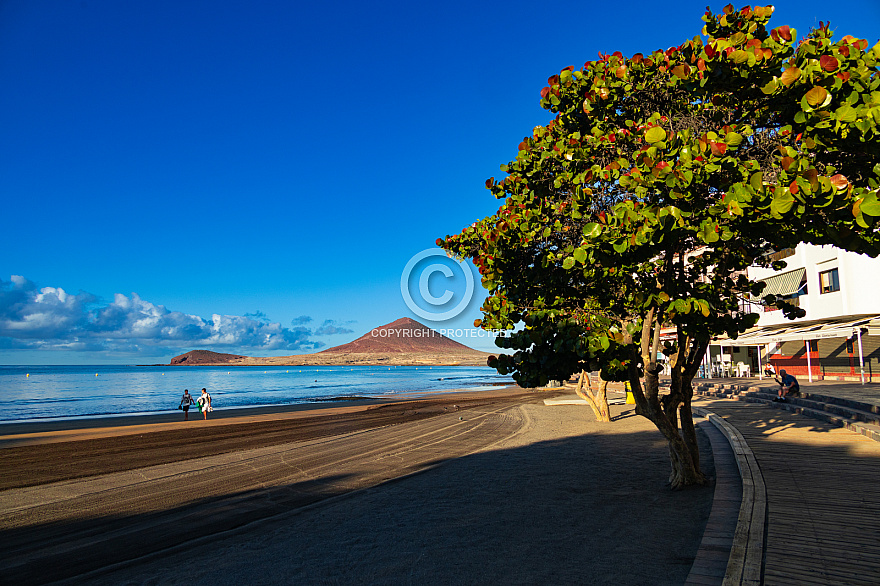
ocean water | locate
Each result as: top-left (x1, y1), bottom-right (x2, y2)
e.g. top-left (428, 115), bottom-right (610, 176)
top-left (0, 365), bottom-right (513, 423)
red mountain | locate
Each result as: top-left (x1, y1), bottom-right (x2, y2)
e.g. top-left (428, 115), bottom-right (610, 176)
top-left (170, 350), bottom-right (245, 365)
top-left (320, 317), bottom-right (480, 354)
top-left (168, 318), bottom-right (492, 366)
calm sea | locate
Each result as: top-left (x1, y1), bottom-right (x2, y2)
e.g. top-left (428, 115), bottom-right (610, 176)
top-left (0, 365), bottom-right (513, 423)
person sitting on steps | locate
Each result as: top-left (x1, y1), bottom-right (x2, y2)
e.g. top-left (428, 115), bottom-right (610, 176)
top-left (773, 369), bottom-right (800, 402)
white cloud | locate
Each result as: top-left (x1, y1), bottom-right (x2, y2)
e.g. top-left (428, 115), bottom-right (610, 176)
top-left (0, 276), bottom-right (325, 354)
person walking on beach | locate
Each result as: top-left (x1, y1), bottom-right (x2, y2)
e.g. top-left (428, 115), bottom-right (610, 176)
top-left (179, 389), bottom-right (194, 421)
top-left (197, 388), bottom-right (213, 420)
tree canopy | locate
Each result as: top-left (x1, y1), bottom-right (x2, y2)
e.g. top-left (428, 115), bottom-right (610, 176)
top-left (440, 4), bottom-right (880, 488)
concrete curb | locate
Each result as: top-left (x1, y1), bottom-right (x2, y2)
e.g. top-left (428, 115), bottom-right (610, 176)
top-left (693, 407), bottom-right (766, 586)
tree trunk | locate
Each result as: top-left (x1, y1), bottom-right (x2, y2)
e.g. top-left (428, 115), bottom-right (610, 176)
top-left (574, 370), bottom-right (611, 423)
top-left (678, 376), bottom-right (700, 473)
top-left (596, 375), bottom-right (610, 422)
top-left (632, 358), bottom-right (706, 489)
top-left (666, 430), bottom-right (705, 489)
top-left (624, 316), bottom-right (706, 489)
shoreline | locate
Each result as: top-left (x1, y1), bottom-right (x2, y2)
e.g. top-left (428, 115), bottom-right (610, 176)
top-left (0, 385), bottom-right (528, 448)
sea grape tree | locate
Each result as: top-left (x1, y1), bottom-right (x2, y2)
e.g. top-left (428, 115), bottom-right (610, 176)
top-left (441, 4), bottom-right (880, 488)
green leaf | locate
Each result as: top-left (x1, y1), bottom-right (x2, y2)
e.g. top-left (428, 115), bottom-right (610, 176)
top-left (573, 248), bottom-right (587, 263)
top-left (582, 222), bottom-right (601, 237)
top-left (761, 79), bottom-right (779, 94)
top-left (562, 257), bottom-right (575, 270)
top-left (860, 193), bottom-right (880, 216)
top-left (835, 104), bottom-right (858, 123)
top-left (725, 131), bottom-right (744, 147)
top-left (697, 222), bottom-right (719, 243)
top-left (805, 86), bottom-right (829, 108)
top-left (731, 50), bottom-right (749, 64)
top-left (771, 189), bottom-right (795, 216)
top-left (645, 126), bottom-right (667, 144)
top-left (749, 171), bottom-right (764, 191)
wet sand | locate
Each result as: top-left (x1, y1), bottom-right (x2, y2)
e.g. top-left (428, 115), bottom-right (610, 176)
top-left (0, 387), bottom-right (715, 585)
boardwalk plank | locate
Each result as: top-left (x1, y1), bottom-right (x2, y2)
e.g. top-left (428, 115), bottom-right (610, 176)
top-left (696, 397), bottom-right (880, 586)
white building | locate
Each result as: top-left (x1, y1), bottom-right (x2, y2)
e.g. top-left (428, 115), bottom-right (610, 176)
top-left (706, 243), bottom-right (880, 383)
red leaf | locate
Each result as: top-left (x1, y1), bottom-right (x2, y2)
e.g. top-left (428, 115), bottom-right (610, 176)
top-left (631, 53), bottom-right (644, 64)
top-left (837, 71), bottom-right (851, 82)
top-left (789, 180), bottom-right (799, 195)
top-left (780, 66), bottom-right (801, 86)
top-left (697, 58), bottom-right (706, 71)
top-left (820, 55), bottom-right (839, 72)
top-left (436, 238), bottom-right (444, 246)
top-left (839, 45), bottom-right (850, 57)
top-left (564, 65), bottom-right (575, 72)
top-left (775, 25), bottom-right (792, 42)
top-left (710, 142), bottom-right (728, 156)
top-left (705, 45), bottom-right (716, 59)
top-left (540, 87), bottom-right (550, 98)
top-left (518, 140), bottom-right (528, 151)
top-left (781, 156), bottom-right (794, 170)
top-left (547, 74), bottom-right (559, 85)
top-left (485, 177), bottom-right (494, 189)
top-left (830, 174), bottom-right (849, 190)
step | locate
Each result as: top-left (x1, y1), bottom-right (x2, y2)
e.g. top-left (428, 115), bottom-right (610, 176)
top-left (745, 395), bottom-right (880, 443)
top-left (800, 392), bottom-right (880, 417)
top-left (746, 391), bottom-right (880, 427)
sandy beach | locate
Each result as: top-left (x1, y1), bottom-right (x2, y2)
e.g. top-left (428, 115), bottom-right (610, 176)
top-left (0, 387), bottom-right (715, 585)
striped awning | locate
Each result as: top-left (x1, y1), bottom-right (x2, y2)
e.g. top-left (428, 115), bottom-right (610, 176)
top-left (756, 268), bottom-right (806, 298)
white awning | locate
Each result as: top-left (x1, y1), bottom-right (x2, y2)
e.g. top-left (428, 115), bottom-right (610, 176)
top-left (717, 315), bottom-right (878, 346)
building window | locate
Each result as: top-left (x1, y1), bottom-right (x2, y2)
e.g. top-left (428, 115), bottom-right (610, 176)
top-left (819, 268), bottom-right (840, 294)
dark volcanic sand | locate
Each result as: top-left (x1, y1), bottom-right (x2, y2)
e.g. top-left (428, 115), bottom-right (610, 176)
top-left (0, 388), bottom-right (716, 585)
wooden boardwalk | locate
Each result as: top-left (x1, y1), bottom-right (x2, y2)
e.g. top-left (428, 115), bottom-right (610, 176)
top-left (696, 399), bottom-right (880, 586)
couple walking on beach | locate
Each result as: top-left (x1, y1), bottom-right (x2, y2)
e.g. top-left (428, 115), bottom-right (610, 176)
top-left (178, 388), bottom-right (212, 421)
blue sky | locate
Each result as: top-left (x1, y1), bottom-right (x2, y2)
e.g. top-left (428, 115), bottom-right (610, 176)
top-left (2, 1), bottom-right (878, 364)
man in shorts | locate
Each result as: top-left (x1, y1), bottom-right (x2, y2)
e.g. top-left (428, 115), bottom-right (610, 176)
top-left (179, 389), bottom-right (194, 420)
top-left (773, 369), bottom-right (800, 402)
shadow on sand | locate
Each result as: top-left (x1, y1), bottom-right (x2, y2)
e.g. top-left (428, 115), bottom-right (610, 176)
top-left (2, 424), bottom-right (720, 585)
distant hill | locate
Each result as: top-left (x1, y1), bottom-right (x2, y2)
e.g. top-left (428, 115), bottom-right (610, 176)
top-left (320, 317), bottom-right (477, 354)
top-left (168, 318), bottom-right (494, 366)
top-left (169, 350), bottom-right (245, 365)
